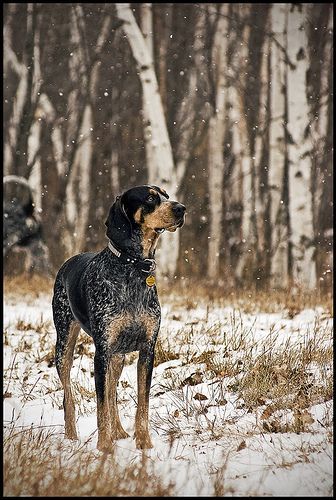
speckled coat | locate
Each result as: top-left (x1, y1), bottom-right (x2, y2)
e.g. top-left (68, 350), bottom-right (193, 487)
top-left (52, 185), bottom-right (185, 450)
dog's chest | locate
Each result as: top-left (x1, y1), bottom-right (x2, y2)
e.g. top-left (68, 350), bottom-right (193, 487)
top-left (95, 273), bottom-right (160, 352)
top-left (105, 309), bottom-right (159, 353)
top-left (100, 273), bottom-right (159, 308)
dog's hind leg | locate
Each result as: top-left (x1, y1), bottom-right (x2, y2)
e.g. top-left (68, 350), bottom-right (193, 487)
top-left (108, 354), bottom-right (130, 441)
top-left (53, 280), bottom-right (80, 440)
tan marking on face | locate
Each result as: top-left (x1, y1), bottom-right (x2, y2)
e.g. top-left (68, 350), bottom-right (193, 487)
top-left (106, 313), bottom-right (133, 345)
top-left (142, 202), bottom-right (175, 230)
top-left (134, 207), bottom-right (142, 224)
top-left (149, 188), bottom-right (158, 196)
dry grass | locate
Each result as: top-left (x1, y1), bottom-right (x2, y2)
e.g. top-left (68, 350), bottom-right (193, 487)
top-left (3, 427), bottom-right (174, 497)
top-left (158, 278), bottom-right (333, 315)
top-left (151, 310), bottom-right (333, 442)
top-left (237, 341), bottom-right (333, 414)
top-left (154, 338), bottom-right (179, 367)
top-left (3, 273), bottom-right (333, 496)
top-left (3, 273), bottom-right (333, 315)
top-left (4, 273), bottom-right (53, 299)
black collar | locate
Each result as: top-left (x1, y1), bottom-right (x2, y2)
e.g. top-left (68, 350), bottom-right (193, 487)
top-left (107, 239), bottom-right (156, 274)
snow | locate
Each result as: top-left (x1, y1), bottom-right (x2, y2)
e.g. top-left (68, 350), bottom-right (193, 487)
top-left (3, 292), bottom-right (333, 496)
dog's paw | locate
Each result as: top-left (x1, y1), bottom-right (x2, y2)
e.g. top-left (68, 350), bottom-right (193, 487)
top-left (112, 426), bottom-right (130, 441)
top-left (97, 438), bottom-right (114, 453)
top-left (65, 427), bottom-right (78, 441)
top-left (134, 431), bottom-right (153, 449)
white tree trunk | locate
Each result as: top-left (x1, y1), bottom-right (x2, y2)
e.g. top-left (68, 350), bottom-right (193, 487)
top-left (269, 3), bottom-right (288, 288)
top-left (232, 22), bottom-right (253, 281)
top-left (287, 5), bottom-right (316, 289)
top-left (73, 104), bottom-right (93, 253)
top-left (28, 9), bottom-right (42, 213)
top-left (110, 150), bottom-right (120, 194)
top-left (310, 8), bottom-right (333, 234)
top-left (207, 4), bottom-right (229, 280)
top-left (175, 8), bottom-right (207, 185)
top-left (139, 4), bottom-right (154, 59)
top-left (139, 4), bottom-right (156, 179)
top-left (110, 87), bottom-right (120, 195)
top-left (254, 37), bottom-right (269, 263)
top-left (3, 4), bottom-right (28, 175)
top-left (5, 69), bottom-right (28, 175)
top-left (116, 3), bottom-right (179, 277)
top-left (65, 7), bottom-right (111, 254)
top-left (157, 3), bottom-right (172, 114)
top-left (116, 3), bottom-right (175, 188)
top-left (64, 6), bottom-right (89, 253)
top-left (28, 120), bottom-right (42, 213)
top-left (235, 150), bottom-right (253, 281)
top-left (38, 93), bottom-right (67, 177)
top-left (226, 86), bottom-right (241, 206)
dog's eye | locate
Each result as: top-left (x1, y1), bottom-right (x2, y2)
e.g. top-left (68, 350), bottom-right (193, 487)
top-left (147, 195), bottom-right (155, 203)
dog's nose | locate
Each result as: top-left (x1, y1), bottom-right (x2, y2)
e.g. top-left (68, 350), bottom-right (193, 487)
top-left (172, 203), bottom-right (186, 217)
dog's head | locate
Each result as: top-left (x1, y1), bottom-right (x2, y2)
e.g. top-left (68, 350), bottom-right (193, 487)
top-left (105, 185), bottom-right (186, 249)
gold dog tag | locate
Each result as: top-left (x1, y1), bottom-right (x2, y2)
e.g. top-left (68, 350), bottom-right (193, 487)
top-left (146, 275), bottom-right (156, 287)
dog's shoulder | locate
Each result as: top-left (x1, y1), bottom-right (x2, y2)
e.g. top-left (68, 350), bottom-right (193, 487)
top-left (56, 252), bottom-right (97, 284)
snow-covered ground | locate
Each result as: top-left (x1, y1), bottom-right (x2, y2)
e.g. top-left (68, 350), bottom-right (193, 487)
top-left (3, 291), bottom-right (333, 496)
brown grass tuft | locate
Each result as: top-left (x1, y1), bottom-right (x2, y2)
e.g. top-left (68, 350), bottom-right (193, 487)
top-left (159, 279), bottom-right (333, 315)
top-left (4, 428), bottom-right (175, 497)
top-left (4, 273), bottom-right (53, 298)
top-left (154, 338), bottom-right (179, 367)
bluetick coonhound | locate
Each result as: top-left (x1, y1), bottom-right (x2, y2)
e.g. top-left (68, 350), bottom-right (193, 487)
top-left (52, 185), bottom-right (186, 450)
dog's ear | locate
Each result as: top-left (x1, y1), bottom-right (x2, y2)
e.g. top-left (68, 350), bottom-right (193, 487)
top-left (151, 185), bottom-right (169, 199)
top-left (105, 195), bottom-right (132, 246)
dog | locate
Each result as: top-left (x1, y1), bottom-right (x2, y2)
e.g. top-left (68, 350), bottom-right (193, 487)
top-left (52, 185), bottom-right (186, 450)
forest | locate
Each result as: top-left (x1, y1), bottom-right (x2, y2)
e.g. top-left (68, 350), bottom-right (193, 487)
top-left (3, 4), bottom-right (333, 497)
top-left (3, 3), bottom-right (333, 290)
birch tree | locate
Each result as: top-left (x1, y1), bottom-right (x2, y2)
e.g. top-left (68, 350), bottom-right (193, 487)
top-left (287, 4), bottom-right (316, 289)
top-left (115, 2), bottom-right (179, 276)
top-left (139, 4), bottom-right (155, 175)
top-left (174, 7), bottom-right (210, 187)
top-left (233, 19), bottom-right (253, 282)
top-left (3, 3), bottom-right (332, 286)
top-left (207, 4), bottom-right (229, 280)
top-left (36, 7), bottom-right (112, 257)
top-left (4, 4), bottom-right (38, 178)
top-left (269, 3), bottom-right (289, 288)
top-left (116, 3), bottom-right (175, 188)
top-left (235, 6), bottom-right (271, 285)
top-left (65, 6), bottom-right (112, 254)
top-left (254, 36), bottom-right (271, 286)
top-left (306, 4), bottom-right (333, 284)
top-left (154, 3), bottom-right (173, 114)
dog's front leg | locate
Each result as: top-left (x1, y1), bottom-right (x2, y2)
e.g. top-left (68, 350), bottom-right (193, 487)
top-left (108, 353), bottom-right (130, 440)
top-left (94, 349), bottom-right (113, 452)
top-left (135, 342), bottom-right (156, 449)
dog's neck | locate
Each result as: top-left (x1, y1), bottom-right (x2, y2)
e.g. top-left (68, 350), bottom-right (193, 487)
top-left (140, 227), bottom-right (160, 259)
top-left (108, 225), bottom-right (160, 260)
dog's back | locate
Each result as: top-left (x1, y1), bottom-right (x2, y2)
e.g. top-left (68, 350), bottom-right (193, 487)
top-left (53, 252), bottom-right (97, 335)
